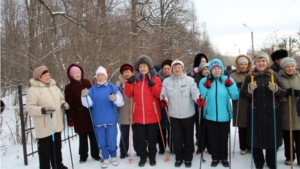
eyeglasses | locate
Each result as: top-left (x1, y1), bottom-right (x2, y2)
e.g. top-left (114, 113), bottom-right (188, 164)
top-left (173, 66), bottom-right (183, 69)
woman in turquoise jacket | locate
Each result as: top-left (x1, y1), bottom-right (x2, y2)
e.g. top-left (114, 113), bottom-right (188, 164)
top-left (199, 58), bottom-right (239, 167)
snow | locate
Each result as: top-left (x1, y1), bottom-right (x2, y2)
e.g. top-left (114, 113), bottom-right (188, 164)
top-left (0, 94), bottom-right (295, 169)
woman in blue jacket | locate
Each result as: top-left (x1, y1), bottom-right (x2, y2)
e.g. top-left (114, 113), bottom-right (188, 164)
top-left (199, 59), bottom-right (239, 167)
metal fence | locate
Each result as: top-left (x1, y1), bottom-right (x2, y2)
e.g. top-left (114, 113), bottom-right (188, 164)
top-left (18, 85), bottom-right (78, 165)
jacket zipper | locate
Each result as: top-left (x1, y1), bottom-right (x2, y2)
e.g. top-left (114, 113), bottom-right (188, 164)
top-left (142, 75), bottom-right (145, 124)
top-left (215, 80), bottom-right (218, 121)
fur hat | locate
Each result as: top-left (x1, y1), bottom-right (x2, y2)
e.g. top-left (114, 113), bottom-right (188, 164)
top-left (271, 49), bottom-right (288, 61)
top-left (280, 57), bottom-right (297, 69)
top-left (253, 51), bottom-right (270, 63)
top-left (33, 66), bottom-right (49, 80)
top-left (134, 55), bottom-right (154, 70)
top-left (95, 66), bottom-right (108, 78)
top-left (161, 59), bottom-right (173, 69)
top-left (171, 59), bottom-right (184, 69)
top-left (120, 63), bottom-right (133, 74)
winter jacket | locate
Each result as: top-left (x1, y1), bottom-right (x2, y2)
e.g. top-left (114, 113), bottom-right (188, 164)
top-left (230, 55), bottom-right (253, 127)
top-left (297, 97), bottom-right (300, 117)
top-left (270, 63), bottom-right (281, 73)
top-left (124, 69), bottom-right (162, 124)
top-left (116, 75), bottom-right (134, 125)
top-left (82, 82), bottom-right (124, 126)
top-left (278, 70), bottom-right (300, 130)
top-left (241, 67), bottom-right (286, 149)
top-left (161, 73), bottom-right (200, 119)
top-left (26, 78), bottom-right (65, 138)
top-left (199, 59), bottom-right (239, 122)
top-left (64, 64), bottom-right (94, 134)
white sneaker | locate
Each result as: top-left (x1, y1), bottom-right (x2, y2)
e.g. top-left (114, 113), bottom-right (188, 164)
top-left (111, 157), bottom-right (119, 166)
top-left (240, 150), bottom-right (247, 155)
top-left (102, 159), bottom-right (109, 168)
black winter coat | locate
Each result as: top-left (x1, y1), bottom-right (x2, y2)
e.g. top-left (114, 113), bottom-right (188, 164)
top-left (241, 67), bottom-right (286, 149)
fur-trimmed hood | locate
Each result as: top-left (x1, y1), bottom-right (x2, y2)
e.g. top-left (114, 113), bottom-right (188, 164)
top-left (234, 55), bottom-right (253, 73)
top-left (252, 67), bottom-right (274, 77)
top-left (134, 55), bottom-right (154, 70)
top-left (193, 53), bottom-right (208, 68)
top-left (29, 78), bottom-right (56, 87)
top-left (134, 69), bottom-right (157, 81)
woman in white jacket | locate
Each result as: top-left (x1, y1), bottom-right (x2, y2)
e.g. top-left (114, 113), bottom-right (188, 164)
top-left (26, 66), bottom-right (69, 169)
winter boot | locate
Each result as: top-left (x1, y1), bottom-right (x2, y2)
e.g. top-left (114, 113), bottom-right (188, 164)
top-left (138, 157), bottom-right (147, 167)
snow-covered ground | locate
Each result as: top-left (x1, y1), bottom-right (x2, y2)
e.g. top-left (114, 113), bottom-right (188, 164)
top-left (0, 94), bottom-right (295, 169)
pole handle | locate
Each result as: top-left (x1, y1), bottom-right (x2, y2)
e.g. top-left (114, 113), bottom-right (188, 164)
top-left (251, 75), bottom-right (254, 82)
top-left (271, 75), bottom-right (274, 83)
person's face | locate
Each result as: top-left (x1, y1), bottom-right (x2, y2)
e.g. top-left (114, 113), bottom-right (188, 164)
top-left (283, 64), bottom-right (295, 75)
top-left (139, 63), bottom-right (149, 75)
top-left (239, 63), bottom-right (248, 72)
top-left (172, 64), bottom-right (183, 76)
top-left (162, 65), bottom-right (171, 76)
top-left (122, 70), bottom-right (132, 80)
top-left (96, 73), bottom-right (106, 83)
top-left (201, 67), bottom-right (209, 77)
top-left (72, 71), bottom-right (81, 81)
top-left (200, 58), bottom-right (207, 64)
top-left (275, 58), bottom-right (284, 65)
top-left (39, 72), bottom-right (51, 84)
top-left (255, 58), bottom-right (268, 72)
top-left (211, 67), bottom-right (222, 76)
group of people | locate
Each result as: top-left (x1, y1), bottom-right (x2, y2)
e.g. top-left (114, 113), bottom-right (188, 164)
top-left (24, 49), bottom-right (300, 169)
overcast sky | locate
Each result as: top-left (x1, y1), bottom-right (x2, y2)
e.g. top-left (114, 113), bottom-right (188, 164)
top-left (193, 0), bottom-right (300, 56)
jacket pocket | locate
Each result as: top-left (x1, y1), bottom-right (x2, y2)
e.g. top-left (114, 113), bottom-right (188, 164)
top-left (180, 86), bottom-right (190, 98)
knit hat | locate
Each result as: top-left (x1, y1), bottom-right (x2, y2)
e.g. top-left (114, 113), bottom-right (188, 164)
top-left (280, 57), bottom-right (297, 68)
top-left (95, 66), bottom-right (108, 78)
top-left (237, 57), bottom-right (249, 65)
top-left (69, 66), bottom-right (81, 76)
top-left (134, 55), bottom-right (154, 70)
top-left (120, 63), bottom-right (133, 74)
top-left (271, 49), bottom-right (288, 61)
top-left (209, 62), bottom-right (221, 70)
top-left (161, 59), bottom-right (173, 69)
top-left (198, 63), bottom-right (209, 73)
top-left (171, 59), bottom-right (184, 69)
top-left (33, 66), bottom-right (49, 80)
top-left (253, 51), bottom-right (270, 63)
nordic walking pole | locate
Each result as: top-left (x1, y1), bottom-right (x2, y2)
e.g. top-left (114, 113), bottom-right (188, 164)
top-left (288, 96), bottom-right (294, 169)
top-left (86, 97), bottom-right (103, 161)
top-left (50, 113), bottom-right (58, 169)
top-left (199, 95), bottom-right (206, 169)
top-left (148, 74), bottom-right (170, 162)
top-left (271, 75), bottom-right (277, 169)
top-left (128, 84), bottom-right (134, 163)
top-left (161, 94), bottom-right (173, 155)
top-left (64, 113), bottom-right (74, 169)
top-left (227, 96), bottom-right (232, 169)
top-left (232, 97), bottom-right (240, 158)
top-left (250, 75), bottom-right (254, 169)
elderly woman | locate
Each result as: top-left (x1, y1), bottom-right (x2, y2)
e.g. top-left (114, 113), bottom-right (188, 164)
top-left (26, 66), bottom-right (69, 169)
top-left (278, 57), bottom-right (300, 166)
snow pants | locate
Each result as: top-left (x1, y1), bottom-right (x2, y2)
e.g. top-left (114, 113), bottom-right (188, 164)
top-left (95, 124), bottom-right (118, 160)
top-left (283, 130), bottom-right (300, 164)
top-left (78, 131), bottom-right (100, 161)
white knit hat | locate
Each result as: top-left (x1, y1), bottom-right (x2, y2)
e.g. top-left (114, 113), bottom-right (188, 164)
top-left (95, 66), bottom-right (107, 77)
top-left (171, 59), bottom-right (184, 69)
top-left (253, 51), bottom-right (270, 63)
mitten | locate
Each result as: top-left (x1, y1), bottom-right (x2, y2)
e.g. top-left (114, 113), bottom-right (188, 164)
top-left (268, 82), bottom-right (278, 92)
top-left (62, 102), bottom-right (70, 110)
top-left (247, 81), bottom-right (257, 94)
top-left (81, 88), bottom-right (89, 97)
top-left (225, 78), bottom-right (233, 87)
top-left (286, 88), bottom-right (292, 97)
top-left (203, 80), bottom-right (212, 88)
top-left (294, 89), bottom-right (300, 97)
top-left (197, 97), bottom-right (206, 107)
top-left (127, 76), bottom-right (135, 84)
top-left (148, 79), bottom-right (156, 87)
top-left (41, 107), bottom-right (55, 114)
top-left (68, 118), bottom-right (74, 127)
top-left (109, 93), bottom-right (117, 101)
top-left (236, 82), bottom-right (243, 89)
top-left (160, 98), bottom-right (168, 108)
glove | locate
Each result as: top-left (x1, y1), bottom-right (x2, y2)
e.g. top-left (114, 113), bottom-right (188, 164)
top-left (247, 81), bottom-right (257, 94)
top-left (109, 93), bottom-right (117, 101)
top-left (41, 107), bottom-right (55, 114)
top-left (148, 79), bottom-right (156, 87)
top-left (160, 98), bottom-right (168, 108)
top-left (81, 88), bottom-right (88, 97)
top-left (236, 82), bottom-right (243, 89)
top-left (68, 118), bottom-right (74, 127)
top-left (197, 97), bottom-right (206, 107)
top-left (62, 102), bottom-right (70, 110)
top-left (203, 80), bottom-right (212, 88)
top-left (286, 88), bottom-right (292, 97)
top-left (294, 89), bottom-right (300, 97)
top-left (225, 78), bottom-right (233, 87)
top-left (268, 82), bottom-right (278, 92)
top-left (127, 76), bottom-right (135, 84)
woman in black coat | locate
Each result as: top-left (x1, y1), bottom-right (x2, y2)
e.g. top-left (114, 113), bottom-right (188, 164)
top-left (241, 51), bottom-right (286, 169)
